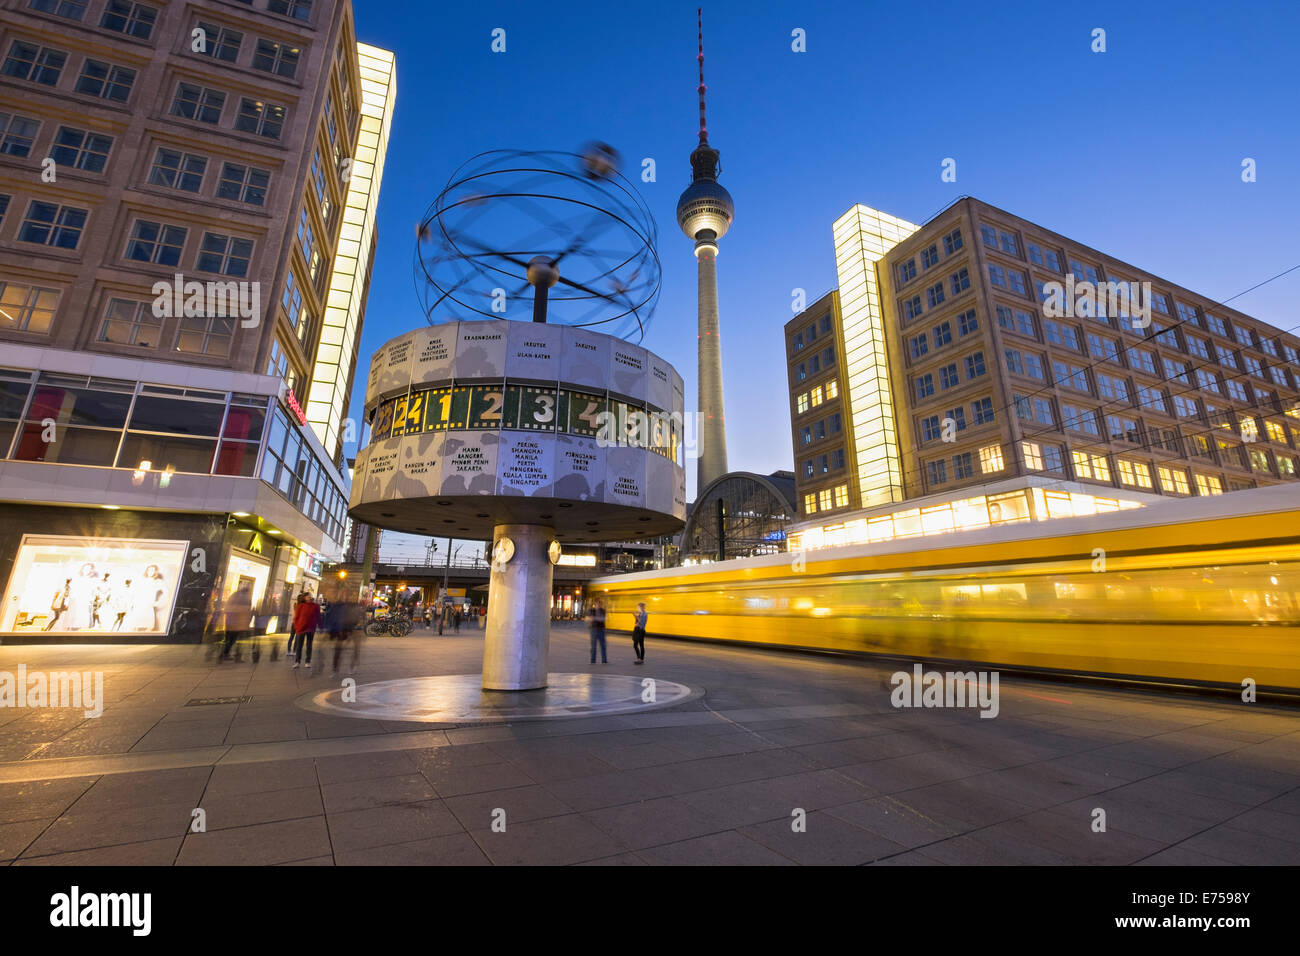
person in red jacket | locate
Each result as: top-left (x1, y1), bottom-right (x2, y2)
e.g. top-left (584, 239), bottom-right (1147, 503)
top-left (290, 592), bottom-right (321, 670)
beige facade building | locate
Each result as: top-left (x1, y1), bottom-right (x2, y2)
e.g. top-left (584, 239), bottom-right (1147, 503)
top-left (787, 197), bottom-right (1300, 549)
top-left (0, 0), bottom-right (393, 641)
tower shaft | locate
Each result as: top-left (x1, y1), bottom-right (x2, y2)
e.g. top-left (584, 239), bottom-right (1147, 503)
top-left (696, 247), bottom-right (727, 490)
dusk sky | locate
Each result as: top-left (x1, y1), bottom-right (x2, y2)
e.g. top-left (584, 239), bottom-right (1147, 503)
top-left (346, 0), bottom-right (1299, 560)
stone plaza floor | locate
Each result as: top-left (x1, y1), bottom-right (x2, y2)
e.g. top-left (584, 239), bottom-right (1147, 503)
top-left (0, 623), bottom-right (1297, 865)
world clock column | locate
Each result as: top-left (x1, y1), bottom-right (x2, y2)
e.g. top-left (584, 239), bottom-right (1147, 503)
top-left (482, 524), bottom-right (558, 690)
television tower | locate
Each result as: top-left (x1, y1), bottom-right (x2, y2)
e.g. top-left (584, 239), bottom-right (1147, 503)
top-left (676, 7), bottom-right (733, 493)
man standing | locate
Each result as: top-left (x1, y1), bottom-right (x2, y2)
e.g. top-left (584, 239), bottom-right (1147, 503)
top-left (632, 602), bottom-right (648, 665)
top-left (588, 599), bottom-right (607, 665)
top-left (291, 592), bottom-right (320, 670)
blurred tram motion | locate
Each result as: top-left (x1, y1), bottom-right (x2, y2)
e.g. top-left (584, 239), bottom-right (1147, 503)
top-left (589, 486), bottom-right (1300, 694)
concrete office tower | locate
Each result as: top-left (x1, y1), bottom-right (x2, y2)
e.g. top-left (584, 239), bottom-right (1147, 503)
top-left (675, 8), bottom-right (732, 493)
top-left (0, 0), bottom-right (392, 642)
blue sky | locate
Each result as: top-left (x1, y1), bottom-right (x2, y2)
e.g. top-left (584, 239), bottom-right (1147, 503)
top-left (347, 0), bottom-right (1299, 560)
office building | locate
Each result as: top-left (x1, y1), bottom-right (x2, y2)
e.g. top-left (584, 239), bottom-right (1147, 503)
top-left (0, 0), bottom-right (393, 639)
top-left (787, 197), bottom-right (1300, 550)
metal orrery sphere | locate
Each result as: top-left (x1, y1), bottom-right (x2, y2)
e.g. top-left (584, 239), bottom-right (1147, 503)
top-left (414, 148), bottom-right (661, 342)
top-left (676, 178), bottom-right (734, 241)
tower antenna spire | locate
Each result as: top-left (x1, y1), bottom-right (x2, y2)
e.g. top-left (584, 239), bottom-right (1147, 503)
top-left (697, 7), bottom-right (707, 144)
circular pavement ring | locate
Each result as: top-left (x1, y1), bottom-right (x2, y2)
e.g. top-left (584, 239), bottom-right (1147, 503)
top-left (297, 673), bottom-right (701, 723)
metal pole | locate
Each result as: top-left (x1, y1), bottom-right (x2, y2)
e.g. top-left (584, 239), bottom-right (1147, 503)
top-left (716, 498), bottom-right (725, 562)
top-left (359, 524), bottom-right (378, 602)
top-left (532, 282), bottom-right (549, 324)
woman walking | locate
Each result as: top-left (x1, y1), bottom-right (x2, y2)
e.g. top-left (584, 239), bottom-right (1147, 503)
top-left (587, 600), bottom-right (607, 665)
top-left (632, 602), bottom-right (648, 664)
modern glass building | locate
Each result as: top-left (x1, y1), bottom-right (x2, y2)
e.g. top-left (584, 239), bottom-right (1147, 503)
top-left (787, 197), bottom-right (1300, 551)
top-left (0, 0), bottom-right (393, 640)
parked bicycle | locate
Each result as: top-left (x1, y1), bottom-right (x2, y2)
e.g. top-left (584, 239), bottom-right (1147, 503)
top-left (365, 613), bottom-right (413, 637)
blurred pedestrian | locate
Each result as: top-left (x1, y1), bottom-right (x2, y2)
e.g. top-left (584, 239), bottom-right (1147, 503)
top-left (332, 596), bottom-right (363, 674)
top-left (632, 602), bottom-right (648, 665)
top-left (291, 591), bottom-right (320, 671)
top-left (587, 599), bottom-right (607, 664)
top-left (220, 583), bottom-right (253, 662)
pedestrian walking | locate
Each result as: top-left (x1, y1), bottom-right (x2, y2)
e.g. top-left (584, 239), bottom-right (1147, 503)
top-left (588, 599), bottom-right (607, 664)
top-left (291, 592), bottom-right (320, 670)
top-left (331, 597), bottom-right (363, 674)
top-left (220, 583), bottom-right (253, 661)
top-left (632, 602), bottom-right (648, 664)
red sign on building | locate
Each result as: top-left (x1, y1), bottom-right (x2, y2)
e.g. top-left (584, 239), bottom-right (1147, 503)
top-left (284, 388), bottom-right (308, 426)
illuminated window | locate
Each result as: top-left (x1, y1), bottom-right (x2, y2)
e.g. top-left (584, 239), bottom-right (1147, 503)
top-left (0, 280), bottom-right (60, 333)
top-left (834, 484), bottom-right (848, 508)
top-left (1249, 449), bottom-right (1271, 473)
top-left (1265, 420), bottom-right (1287, 444)
top-left (1073, 451), bottom-right (1111, 482)
top-left (1278, 457), bottom-right (1296, 477)
top-left (1158, 466), bottom-right (1189, 495)
top-left (235, 97), bottom-right (285, 139)
top-left (1216, 440), bottom-right (1244, 468)
top-left (811, 385), bottom-right (824, 407)
top-left (803, 493), bottom-right (816, 514)
top-left (1117, 459), bottom-right (1153, 488)
top-left (825, 380), bottom-right (838, 400)
top-left (818, 489), bottom-right (832, 511)
top-left (1240, 418), bottom-right (1259, 443)
top-left (1021, 441), bottom-right (1043, 470)
top-left (979, 444), bottom-right (1004, 473)
top-left (796, 392), bottom-right (809, 414)
top-left (1194, 474), bottom-right (1223, 496)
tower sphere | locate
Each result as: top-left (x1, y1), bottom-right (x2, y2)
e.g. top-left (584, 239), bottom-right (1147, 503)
top-left (676, 179), bottom-right (734, 241)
